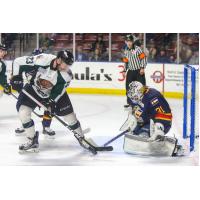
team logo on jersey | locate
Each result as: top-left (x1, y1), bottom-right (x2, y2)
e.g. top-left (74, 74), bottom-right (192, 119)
top-left (151, 98), bottom-right (159, 106)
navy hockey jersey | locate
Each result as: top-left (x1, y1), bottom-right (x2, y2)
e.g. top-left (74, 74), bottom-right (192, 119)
top-left (129, 88), bottom-right (172, 125)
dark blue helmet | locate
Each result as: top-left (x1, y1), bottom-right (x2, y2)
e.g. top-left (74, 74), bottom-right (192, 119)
top-left (32, 48), bottom-right (43, 56)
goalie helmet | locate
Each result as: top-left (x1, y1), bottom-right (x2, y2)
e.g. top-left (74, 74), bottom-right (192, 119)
top-left (57, 50), bottom-right (74, 65)
top-left (127, 81), bottom-right (144, 103)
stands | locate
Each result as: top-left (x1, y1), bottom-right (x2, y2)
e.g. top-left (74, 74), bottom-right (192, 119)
top-left (0, 33), bottom-right (199, 65)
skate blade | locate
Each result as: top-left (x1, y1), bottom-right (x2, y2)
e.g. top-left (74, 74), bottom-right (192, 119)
top-left (19, 148), bottom-right (39, 154)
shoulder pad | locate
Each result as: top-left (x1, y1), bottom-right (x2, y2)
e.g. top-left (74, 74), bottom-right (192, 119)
top-left (34, 54), bottom-right (56, 66)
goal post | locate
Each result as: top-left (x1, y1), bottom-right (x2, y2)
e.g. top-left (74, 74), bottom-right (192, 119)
top-left (183, 64), bottom-right (199, 151)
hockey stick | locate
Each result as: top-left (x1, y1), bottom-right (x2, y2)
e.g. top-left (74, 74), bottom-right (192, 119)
top-left (11, 92), bottom-right (91, 134)
top-left (103, 130), bottom-right (129, 147)
top-left (21, 89), bottom-right (113, 154)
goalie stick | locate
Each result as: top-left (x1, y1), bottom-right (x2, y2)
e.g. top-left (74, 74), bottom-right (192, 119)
top-left (21, 89), bottom-right (113, 154)
top-left (103, 130), bottom-right (129, 147)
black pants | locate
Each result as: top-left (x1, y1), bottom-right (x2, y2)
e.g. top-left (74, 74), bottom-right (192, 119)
top-left (126, 69), bottom-right (146, 104)
top-left (17, 84), bottom-right (74, 116)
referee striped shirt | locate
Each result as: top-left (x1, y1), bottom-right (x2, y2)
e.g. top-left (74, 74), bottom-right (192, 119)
top-left (123, 45), bottom-right (147, 70)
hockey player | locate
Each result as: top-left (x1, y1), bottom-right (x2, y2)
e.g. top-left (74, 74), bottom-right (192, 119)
top-left (16, 50), bottom-right (84, 153)
top-left (0, 44), bottom-right (11, 97)
top-left (121, 81), bottom-right (183, 156)
top-left (10, 51), bottom-right (56, 136)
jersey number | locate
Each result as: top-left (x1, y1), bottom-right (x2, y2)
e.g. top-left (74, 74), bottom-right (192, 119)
top-left (155, 106), bottom-right (165, 113)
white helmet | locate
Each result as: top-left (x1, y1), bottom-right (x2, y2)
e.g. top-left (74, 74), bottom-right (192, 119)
top-left (127, 81), bottom-right (144, 103)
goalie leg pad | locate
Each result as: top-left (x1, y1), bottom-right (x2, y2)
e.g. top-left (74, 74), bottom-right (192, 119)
top-left (123, 133), bottom-right (177, 157)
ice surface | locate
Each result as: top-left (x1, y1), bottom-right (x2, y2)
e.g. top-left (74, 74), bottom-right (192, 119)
top-left (0, 94), bottom-right (199, 166)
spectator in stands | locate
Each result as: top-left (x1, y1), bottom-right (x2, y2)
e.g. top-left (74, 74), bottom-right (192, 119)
top-left (156, 49), bottom-right (170, 63)
top-left (189, 50), bottom-right (199, 65)
top-left (90, 48), bottom-right (103, 62)
top-left (40, 34), bottom-right (55, 53)
top-left (140, 44), bottom-right (149, 58)
top-left (101, 47), bottom-right (109, 61)
top-left (162, 34), bottom-right (174, 47)
top-left (147, 39), bottom-right (157, 62)
top-left (2, 33), bottom-right (17, 48)
top-left (169, 55), bottom-right (175, 63)
top-left (75, 45), bottom-right (88, 61)
top-left (111, 48), bottom-right (124, 62)
top-left (91, 34), bottom-right (106, 53)
top-left (179, 36), bottom-right (193, 63)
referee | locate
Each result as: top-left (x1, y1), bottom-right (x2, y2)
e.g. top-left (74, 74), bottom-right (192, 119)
top-left (122, 34), bottom-right (147, 105)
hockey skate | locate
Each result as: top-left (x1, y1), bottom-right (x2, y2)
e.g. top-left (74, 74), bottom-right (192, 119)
top-left (15, 127), bottom-right (25, 136)
top-left (19, 131), bottom-right (39, 153)
top-left (42, 126), bottom-right (56, 139)
top-left (172, 144), bottom-right (185, 157)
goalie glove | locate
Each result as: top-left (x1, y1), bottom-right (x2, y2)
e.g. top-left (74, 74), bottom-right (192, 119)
top-left (120, 109), bottom-right (137, 132)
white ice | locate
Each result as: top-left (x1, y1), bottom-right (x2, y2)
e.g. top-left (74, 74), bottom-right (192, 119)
top-left (0, 93), bottom-right (199, 166)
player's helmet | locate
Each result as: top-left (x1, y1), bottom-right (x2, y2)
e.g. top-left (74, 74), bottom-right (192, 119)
top-left (57, 50), bottom-right (74, 65)
top-left (0, 43), bottom-right (7, 51)
top-left (32, 48), bottom-right (43, 56)
top-left (128, 81), bottom-right (144, 103)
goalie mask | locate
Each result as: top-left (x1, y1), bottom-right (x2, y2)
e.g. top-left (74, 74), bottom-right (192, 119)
top-left (127, 81), bottom-right (144, 103)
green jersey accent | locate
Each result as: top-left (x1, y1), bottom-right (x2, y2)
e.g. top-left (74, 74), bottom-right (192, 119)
top-left (0, 60), bottom-right (8, 87)
top-left (50, 71), bottom-right (69, 101)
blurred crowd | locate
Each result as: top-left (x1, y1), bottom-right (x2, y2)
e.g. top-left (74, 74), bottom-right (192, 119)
top-left (146, 33), bottom-right (199, 64)
top-left (1, 33), bottom-right (199, 65)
